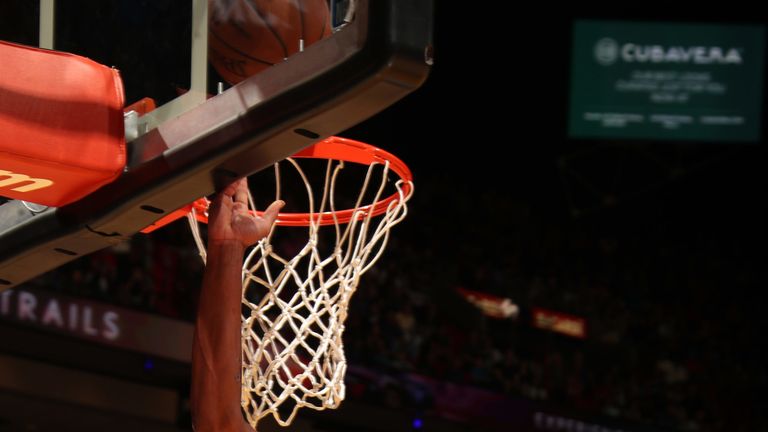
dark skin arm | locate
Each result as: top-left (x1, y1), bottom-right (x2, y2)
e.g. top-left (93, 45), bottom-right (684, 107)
top-left (190, 179), bottom-right (283, 432)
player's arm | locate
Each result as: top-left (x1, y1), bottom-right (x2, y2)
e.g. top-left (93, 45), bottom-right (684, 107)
top-left (190, 179), bottom-right (283, 432)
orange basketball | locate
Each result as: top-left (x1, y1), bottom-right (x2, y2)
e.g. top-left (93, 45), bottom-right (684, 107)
top-left (208, 0), bottom-right (332, 85)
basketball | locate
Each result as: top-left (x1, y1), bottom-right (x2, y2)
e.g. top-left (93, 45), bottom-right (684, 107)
top-left (208, 0), bottom-right (332, 85)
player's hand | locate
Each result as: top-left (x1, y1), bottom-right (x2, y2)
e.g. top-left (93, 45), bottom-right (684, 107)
top-left (208, 178), bottom-right (284, 248)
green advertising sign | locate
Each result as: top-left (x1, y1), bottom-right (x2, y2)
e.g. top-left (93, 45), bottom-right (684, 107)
top-left (569, 21), bottom-right (765, 141)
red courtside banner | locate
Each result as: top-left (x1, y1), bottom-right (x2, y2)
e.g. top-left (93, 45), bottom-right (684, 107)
top-left (0, 40), bottom-right (125, 206)
top-left (531, 307), bottom-right (587, 339)
top-left (456, 287), bottom-right (520, 319)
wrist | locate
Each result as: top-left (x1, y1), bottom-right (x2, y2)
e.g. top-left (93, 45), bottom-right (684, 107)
top-left (206, 240), bottom-right (246, 257)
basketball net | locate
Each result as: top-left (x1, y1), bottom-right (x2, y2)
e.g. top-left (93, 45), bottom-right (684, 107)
top-left (186, 137), bottom-right (413, 427)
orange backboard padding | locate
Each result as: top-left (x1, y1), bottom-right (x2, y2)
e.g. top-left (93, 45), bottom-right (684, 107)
top-left (0, 40), bottom-right (125, 207)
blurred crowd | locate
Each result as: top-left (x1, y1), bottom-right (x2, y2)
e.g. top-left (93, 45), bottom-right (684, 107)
top-left (20, 175), bottom-right (765, 432)
top-left (342, 178), bottom-right (764, 432)
top-left (22, 220), bottom-right (205, 321)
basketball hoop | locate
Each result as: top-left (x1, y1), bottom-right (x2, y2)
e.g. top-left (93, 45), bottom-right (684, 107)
top-left (184, 136), bottom-right (413, 427)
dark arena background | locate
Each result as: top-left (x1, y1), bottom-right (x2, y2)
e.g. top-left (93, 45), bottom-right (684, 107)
top-left (0, 2), bottom-right (765, 431)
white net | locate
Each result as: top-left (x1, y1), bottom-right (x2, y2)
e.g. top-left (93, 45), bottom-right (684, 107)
top-left (188, 142), bottom-right (412, 427)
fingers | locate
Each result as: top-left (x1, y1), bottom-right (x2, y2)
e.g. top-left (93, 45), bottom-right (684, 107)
top-left (214, 178), bottom-right (283, 229)
top-left (209, 179), bottom-right (243, 226)
top-left (208, 190), bottom-right (227, 218)
top-left (221, 179), bottom-right (240, 198)
top-left (261, 200), bottom-right (285, 225)
top-left (232, 201), bottom-right (248, 213)
top-left (233, 179), bottom-right (249, 206)
top-left (214, 179), bottom-right (245, 213)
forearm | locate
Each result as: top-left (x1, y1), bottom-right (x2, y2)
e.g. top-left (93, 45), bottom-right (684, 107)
top-left (191, 242), bottom-right (248, 431)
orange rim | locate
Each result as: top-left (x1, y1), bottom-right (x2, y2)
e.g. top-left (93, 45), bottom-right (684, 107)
top-left (276, 136), bottom-right (413, 226)
top-left (141, 137), bottom-right (412, 232)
